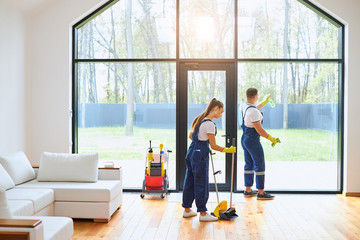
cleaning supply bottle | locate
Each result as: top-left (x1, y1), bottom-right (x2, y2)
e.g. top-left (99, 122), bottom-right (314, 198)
top-left (147, 141), bottom-right (153, 176)
top-left (160, 144), bottom-right (165, 176)
top-left (268, 98), bottom-right (275, 108)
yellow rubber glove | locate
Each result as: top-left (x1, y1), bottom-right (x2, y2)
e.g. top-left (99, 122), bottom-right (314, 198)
top-left (259, 94), bottom-right (271, 107)
top-left (267, 134), bottom-right (281, 147)
top-left (222, 146), bottom-right (236, 153)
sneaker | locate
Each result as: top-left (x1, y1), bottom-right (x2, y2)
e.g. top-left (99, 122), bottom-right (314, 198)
top-left (257, 192), bottom-right (275, 200)
top-left (244, 190), bottom-right (257, 198)
top-left (183, 209), bottom-right (197, 218)
top-left (199, 212), bottom-right (218, 222)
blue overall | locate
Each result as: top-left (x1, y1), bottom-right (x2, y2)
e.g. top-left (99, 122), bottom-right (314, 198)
top-left (241, 106), bottom-right (265, 190)
top-left (182, 119), bottom-right (216, 212)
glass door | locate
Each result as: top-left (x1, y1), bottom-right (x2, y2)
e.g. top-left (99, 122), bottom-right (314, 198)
top-left (178, 62), bottom-right (237, 191)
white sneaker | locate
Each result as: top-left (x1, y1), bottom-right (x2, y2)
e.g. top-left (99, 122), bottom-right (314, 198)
top-left (199, 212), bottom-right (218, 222)
top-left (183, 209), bottom-right (197, 218)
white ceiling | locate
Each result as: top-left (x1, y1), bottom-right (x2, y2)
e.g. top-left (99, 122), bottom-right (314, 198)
top-left (1, 0), bottom-right (53, 13)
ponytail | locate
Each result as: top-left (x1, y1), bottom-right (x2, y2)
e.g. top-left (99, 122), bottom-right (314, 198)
top-left (191, 98), bottom-right (224, 132)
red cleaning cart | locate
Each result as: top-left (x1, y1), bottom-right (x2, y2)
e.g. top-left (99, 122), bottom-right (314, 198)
top-left (140, 142), bottom-right (171, 199)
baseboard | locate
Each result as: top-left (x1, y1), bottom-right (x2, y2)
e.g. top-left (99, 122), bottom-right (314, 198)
top-left (344, 192), bottom-right (360, 197)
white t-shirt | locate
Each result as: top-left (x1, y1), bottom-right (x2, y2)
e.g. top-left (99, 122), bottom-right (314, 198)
top-left (241, 103), bottom-right (263, 128)
top-left (197, 118), bottom-right (216, 141)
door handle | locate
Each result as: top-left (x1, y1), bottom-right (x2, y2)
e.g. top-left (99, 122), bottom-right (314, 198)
top-left (221, 135), bottom-right (230, 145)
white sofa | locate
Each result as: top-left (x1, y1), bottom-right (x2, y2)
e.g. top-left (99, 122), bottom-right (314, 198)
top-left (0, 151), bottom-right (123, 240)
top-left (15, 168), bottom-right (123, 222)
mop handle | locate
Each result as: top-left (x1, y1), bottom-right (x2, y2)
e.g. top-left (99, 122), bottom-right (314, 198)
top-left (230, 138), bottom-right (235, 207)
top-left (210, 150), bottom-right (220, 204)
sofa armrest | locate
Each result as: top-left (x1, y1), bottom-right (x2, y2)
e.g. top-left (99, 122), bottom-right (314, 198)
top-left (98, 167), bottom-right (122, 181)
top-left (0, 219), bottom-right (42, 228)
top-left (0, 219), bottom-right (43, 240)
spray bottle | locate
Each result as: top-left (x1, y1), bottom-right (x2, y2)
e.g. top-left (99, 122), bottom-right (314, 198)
top-left (160, 144), bottom-right (164, 176)
top-left (147, 140), bottom-right (153, 176)
top-left (268, 98), bottom-right (275, 108)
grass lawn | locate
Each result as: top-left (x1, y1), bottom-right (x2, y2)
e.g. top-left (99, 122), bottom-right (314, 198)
top-left (257, 129), bottom-right (337, 162)
top-left (78, 127), bottom-right (337, 162)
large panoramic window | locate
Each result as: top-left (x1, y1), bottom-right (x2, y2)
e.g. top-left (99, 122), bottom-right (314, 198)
top-left (75, 0), bottom-right (177, 190)
top-left (179, 0), bottom-right (235, 58)
top-left (73, 0), bottom-right (343, 192)
top-left (238, 0), bottom-right (339, 59)
top-left (77, 62), bottom-right (176, 189)
top-left (77, 0), bottom-right (176, 59)
top-left (237, 62), bottom-right (339, 190)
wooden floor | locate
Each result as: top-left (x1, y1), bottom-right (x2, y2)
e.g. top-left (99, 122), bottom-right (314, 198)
top-left (72, 193), bottom-right (360, 240)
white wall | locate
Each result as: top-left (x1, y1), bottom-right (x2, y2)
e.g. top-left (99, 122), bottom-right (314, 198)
top-left (25, 0), bottom-right (105, 164)
top-left (0, 2), bottom-right (26, 154)
top-left (21, 0), bottom-right (360, 193)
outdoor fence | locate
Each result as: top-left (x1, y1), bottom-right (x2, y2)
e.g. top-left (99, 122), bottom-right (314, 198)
top-left (78, 103), bottom-right (338, 132)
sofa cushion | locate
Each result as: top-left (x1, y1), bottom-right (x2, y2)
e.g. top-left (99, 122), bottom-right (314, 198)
top-left (16, 179), bottom-right (122, 202)
top-left (0, 151), bottom-right (35, 185)
top-left (6, 188), bottom-right (54, 213)
top-left (0, 165), bottom-right (15, 190)
top-left (37, 152), bottom-right (99, 182)
top-left (7, 200), bottom-right (34, 216)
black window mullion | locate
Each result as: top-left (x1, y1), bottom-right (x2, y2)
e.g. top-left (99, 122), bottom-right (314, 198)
top-left (178, 63), bottom-right (188, 191)
top-left (72, 26), bottom-right (78, 154)
top-left (74, 58), bottom-right (342, 63)
top-left (338, 25), bottom-right (345, 193)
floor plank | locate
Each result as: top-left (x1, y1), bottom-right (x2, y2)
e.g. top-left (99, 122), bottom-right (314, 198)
top-left (72, 193), bottom-right (360, 240)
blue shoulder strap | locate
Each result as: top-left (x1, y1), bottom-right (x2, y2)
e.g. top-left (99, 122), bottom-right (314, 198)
top-left (242, 106), bottom-right (257, 123)
top-left (201, 119), bottom-right (217, 136)
top-left (193, 119), bottom-right (217, 141)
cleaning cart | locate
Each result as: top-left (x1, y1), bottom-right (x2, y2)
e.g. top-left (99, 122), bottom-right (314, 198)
top-left (140, 141), bottom-right (171, 199)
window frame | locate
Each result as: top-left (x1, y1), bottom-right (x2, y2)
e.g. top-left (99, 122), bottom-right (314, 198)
top-left (72, 0), bottom-right (344, 193)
